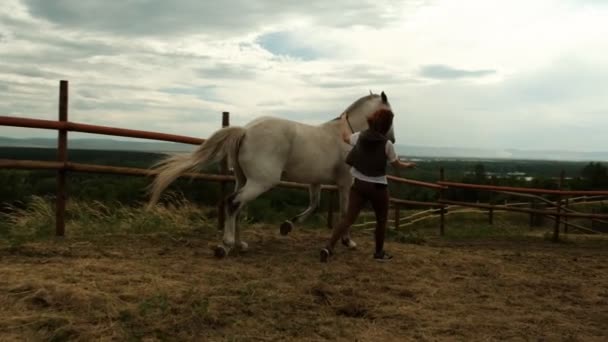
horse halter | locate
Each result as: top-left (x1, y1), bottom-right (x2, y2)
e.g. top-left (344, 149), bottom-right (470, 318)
top-left (344, 112), bottom-right (355, 133)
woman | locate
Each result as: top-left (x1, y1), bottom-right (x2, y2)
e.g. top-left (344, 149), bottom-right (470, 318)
top-left (320, 108), bottom-right (416, 262)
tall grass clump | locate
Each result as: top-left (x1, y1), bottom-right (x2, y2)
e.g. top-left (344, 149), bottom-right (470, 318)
top-left (0, 192), bottom-right (216, 246)
top-left (1, 196), bottom-right (55, 245)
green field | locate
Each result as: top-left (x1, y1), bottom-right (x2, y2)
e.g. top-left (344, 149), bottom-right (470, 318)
top-left (0, 146), bottom-right (605, 217)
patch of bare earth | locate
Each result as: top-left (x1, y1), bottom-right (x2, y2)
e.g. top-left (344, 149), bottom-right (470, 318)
top-left (0, 226), bottom-right (607, 341)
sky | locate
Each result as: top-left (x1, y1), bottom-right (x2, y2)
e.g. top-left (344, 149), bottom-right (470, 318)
top-left (1, 0), bottom-right (607, 151)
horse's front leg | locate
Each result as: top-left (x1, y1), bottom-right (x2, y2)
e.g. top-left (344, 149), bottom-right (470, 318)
top-left (280, 184), bottom-right (321, 235)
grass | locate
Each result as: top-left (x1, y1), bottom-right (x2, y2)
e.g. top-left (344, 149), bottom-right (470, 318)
top-left (1, 197), bottom-right (608, 340)
top-left (1, 195), bottom-right (603, 248)
top-left (0, 194), bottom-right (218, 247)
top-left (1, 228), bottom-right (607, 341)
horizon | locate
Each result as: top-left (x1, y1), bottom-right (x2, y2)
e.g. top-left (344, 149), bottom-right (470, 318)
top-left (1, 0), bottom-right (608, 152)
top-left (2, 135), bottom-right (608, 163)
top-left (2, 134), bottom-right (608, 154)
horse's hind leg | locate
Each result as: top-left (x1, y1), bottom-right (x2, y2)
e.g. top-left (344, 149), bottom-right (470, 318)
top-left (280, 184), bottom-right (321, 235)
top-left (231, 160), bottom-right (248, 252)
top-left (338, 184), bottom-right (357, 248)
top-left (214, 181), bottom-right (275, 258)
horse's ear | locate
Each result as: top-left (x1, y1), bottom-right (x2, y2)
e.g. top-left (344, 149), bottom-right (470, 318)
top-left (369, 89), bottom-right (373, 95)
top-left (381, 91), bottom-right (388, 104)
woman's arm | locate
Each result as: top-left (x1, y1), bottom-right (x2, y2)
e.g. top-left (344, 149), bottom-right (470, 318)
top-left (391, 159), bottom-right (417, 169)
top-left (386, 143), bottom-right (416, 169)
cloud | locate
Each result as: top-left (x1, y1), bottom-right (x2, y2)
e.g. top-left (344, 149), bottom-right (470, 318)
top-left (160, 85), bottom-right (218, 101)
top-left (0, 65), bottom-right (64, 79)
top-left (391, 56), bottom-right (608, 150)
top-left (0, 0), bottom-right (606, 153)
top-left (256, 100), bottom-right (286, 108)
top-left (76, 89), bottom-right (100, 100)
top-left (257, 31), bottom-right (323, 61)
top-left (503, 57), bottom-right (608, 104)
top-left (266, 109), bottom-right (337, 122)
top-left (197, 64), bottom-right (258, 80)
top-left (298, 63), bottom-right (419, 90)
top-left (72, 99), bottom-right (141, 112)
top-left (419, 64), bottom-right (496, 79)
top-left (563, 0), bottom-right (607, 6)
top-left (22, 0), bottom-right (417, 37)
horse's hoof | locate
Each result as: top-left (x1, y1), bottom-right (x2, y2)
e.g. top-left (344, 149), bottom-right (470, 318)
top-left (213, 245), bottom-right (227, 258)
top-left (236, 241), bottom-right (249, 252)
top-left (342, 238), bottom-right (358, 249)
top-left (280, 221), bottom-right (293, 236)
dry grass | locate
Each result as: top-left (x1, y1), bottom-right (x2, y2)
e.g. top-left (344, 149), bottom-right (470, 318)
top-left (0, 195), bottom-right (215, 246)
top-left (1, 199), bottom-right (607, 341)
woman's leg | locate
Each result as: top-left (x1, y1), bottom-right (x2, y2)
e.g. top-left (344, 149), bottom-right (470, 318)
top-left (324, 181), bottom-right (367, 253)
top-left (370, 183), bottom-right (389, 255)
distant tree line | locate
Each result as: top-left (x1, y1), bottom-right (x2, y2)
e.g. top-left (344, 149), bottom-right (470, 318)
top-left (0, 147), bottom-right (605, 223)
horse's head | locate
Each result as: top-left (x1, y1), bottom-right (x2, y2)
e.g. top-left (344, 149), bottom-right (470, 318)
top-left (343, 91), bottom-right (396, 143)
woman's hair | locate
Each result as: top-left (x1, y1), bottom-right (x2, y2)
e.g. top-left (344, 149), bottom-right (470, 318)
top-left (367, 108), bottom-right (394, 134)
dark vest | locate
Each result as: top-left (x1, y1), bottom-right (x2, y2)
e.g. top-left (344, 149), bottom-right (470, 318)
top-left (345, 130), bottom-right (389, 177)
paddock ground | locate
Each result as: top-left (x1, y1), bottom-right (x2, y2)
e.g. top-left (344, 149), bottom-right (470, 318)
top-left (1, 226), bottom-right (607, 341)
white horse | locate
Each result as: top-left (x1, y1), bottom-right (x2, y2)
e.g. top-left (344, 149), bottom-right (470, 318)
top-left (147, 91), bottom-right (395, 257)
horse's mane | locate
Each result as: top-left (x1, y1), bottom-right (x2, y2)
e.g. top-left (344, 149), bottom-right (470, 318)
top-left (330, 93), bottom-right (380, 121)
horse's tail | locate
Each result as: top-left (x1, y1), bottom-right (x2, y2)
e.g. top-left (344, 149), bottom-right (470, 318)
top-left (146, 126), bottom-right (246, 209)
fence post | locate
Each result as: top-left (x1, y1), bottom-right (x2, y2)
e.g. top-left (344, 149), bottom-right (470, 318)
top-left (439, 167), bottom-right (445, 236)
top-left (218, 111), bottom-right (229, 231)
top-left (56, 80), bottom-right (68, 237)
top-left (553, 170), bottom-right (564, 242)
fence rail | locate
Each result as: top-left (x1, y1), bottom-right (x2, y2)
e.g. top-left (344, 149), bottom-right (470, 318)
top-left (0, 159), bottom-right (341, 191)
top-left (0, 116), bottom-right (206, 145)
top-left (438, 180), bottom-right (608, 197)
top-left (1, 80), bottom-right (607, 240)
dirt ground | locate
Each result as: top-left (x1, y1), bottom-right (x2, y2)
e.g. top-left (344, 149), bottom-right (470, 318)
top-left (0, 226), bottom-right (607, 341)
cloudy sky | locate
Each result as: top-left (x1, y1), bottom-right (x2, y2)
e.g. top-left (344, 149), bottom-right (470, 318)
top-left (1, 0), bottom-right (607, 151)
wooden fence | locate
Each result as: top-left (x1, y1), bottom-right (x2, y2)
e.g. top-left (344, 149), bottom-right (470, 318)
top-left (1, 80), bottom-right (608, 241)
